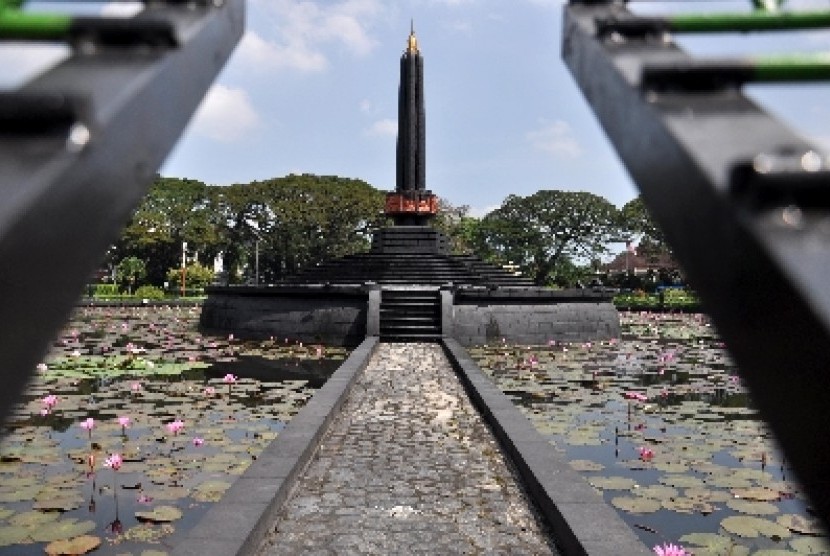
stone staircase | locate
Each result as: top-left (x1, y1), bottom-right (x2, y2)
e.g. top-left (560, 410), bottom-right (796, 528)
top-left (379, 289), bottom-right (442, 342)
top-left (288, 253), bottom-right (533, 287)
top-left (283, 225), bottom-right (534, 288)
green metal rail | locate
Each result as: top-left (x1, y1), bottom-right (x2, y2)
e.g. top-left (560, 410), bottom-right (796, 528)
top-left (598, 9), bottom-right (830, 35)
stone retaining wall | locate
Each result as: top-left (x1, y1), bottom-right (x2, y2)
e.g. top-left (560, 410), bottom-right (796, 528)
top-left (200, 286), bottom-right (369, 346)
top-left (200, 285), bottom-right (620, 346)
top-left (448, 287), bottom-right (619, 345)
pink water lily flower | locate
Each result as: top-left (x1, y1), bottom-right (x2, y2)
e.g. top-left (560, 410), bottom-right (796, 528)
top-left (103, 453), bottom-right (123, 471)
top-left (131, 382), bottom-right (142, 393)
top-left (192, 437), bottom-right (204, 447)
top-left (166, 419), bottom-right (184, 435)
top-left (80, 417), bottom-right (95, 431)
top-left (624, 392), bottom-right (649, 402)
top-left (653, 543), bottom-right (688, 556)
top-left (223, 373), bottom-right (238, 384)
top-left (639, 447), bottom-right (655, 462)
top-left (42, 395), bottom-right (58, 409)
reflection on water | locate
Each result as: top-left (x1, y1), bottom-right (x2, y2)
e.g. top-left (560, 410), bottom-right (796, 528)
top-left (472, 312), bottom-right (828, 554)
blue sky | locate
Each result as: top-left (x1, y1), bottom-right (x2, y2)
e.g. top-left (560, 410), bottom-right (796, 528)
top-left (6, 0), bottom-right (830, 216)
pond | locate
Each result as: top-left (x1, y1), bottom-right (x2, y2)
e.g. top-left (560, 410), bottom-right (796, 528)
top-left (0, 306), bottom-right (348, 555)
top-left (469, 312), bottom-right (829, 556)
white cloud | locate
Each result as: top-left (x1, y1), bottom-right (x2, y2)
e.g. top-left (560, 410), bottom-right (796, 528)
top-left (240, 0), bottom-right (384, 74)
top-left (366, 118), bottom-right (397, 137)
top-left (191, 84), bottom-right (260, 142)
top-left (237, 30), bottom-right (328, 73)
top-left (100, 2), bottom-right (143, 17)
top-left (527, 120), bottom-right (583, 158)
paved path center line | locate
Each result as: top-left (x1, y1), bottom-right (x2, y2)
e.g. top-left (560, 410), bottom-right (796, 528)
top-left (257, 342), bottom-right (558, 555)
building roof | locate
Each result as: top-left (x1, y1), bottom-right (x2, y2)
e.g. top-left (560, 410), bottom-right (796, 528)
top-left (603, 250), bottom-right (681, 273)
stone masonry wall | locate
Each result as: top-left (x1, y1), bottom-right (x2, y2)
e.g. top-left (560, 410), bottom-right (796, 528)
top-left (200, 287), bottom-right (368, 346)
top-left (449, 302), bottom-right (620, 346)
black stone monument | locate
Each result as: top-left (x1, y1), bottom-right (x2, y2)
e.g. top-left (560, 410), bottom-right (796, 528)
top-left (200, 26), bottom-right (619, 345)
top-left (375, 24), bottom-right (443, 251)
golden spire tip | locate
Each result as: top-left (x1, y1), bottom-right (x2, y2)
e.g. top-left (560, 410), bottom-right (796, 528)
top-left (407, 20), bottom-right (419, 54)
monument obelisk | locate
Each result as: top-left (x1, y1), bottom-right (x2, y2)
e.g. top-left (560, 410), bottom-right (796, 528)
top-left (385, 23), bottom-right (437, 226)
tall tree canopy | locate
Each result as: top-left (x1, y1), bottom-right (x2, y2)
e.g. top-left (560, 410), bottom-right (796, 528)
top-left (113, 174), bottom-right (386, 286)
top-left (114, 177), bottom-right (216, 285)
top-left (474, 190), bottom-right (623, 286)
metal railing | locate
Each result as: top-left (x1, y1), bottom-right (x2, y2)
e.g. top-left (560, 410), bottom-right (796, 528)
top-left (0, 0), bottom-right (244, 421)
top-left (563, 0), bottom-right (830, 527)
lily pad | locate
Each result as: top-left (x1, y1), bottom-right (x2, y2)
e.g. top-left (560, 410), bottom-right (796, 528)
top-left (0, 525), bottom-right (31, 546)
top-left (720, 515), bottom-right (791, 539)
top-left (663, 497), bottom-right (715, 515)
top-left (588, 476), bottom-right (637, 490)
top-left (33, 494), bottom-right (84, 512)
top-left (135, 505), bottom-right (182, 523)
top-left (789, 536), bottom-right (830, 554)
top-left (9, 510), bottom-right (59, 527)
top-left (44, 534), bottom-right (101, 555)
top-left (777, 514), bottom-right (826, 536)
top-left (726, 499), bottom-right (779, 516)
top-left (192, 480), bottom-right (231, 503)
top-left (632, 484), bottom-right (678, 500)
top-left (611, 496), bottom-right (662, 513)
top-left (31, 518), bottom-right (96, 542)
top-left (679, 532), bottom-right (736, 553)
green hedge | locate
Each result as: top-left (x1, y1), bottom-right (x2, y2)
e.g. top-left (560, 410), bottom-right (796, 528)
top-left (614, 289), bottom-right (700, 311)
top-left (92, 283), bottom-right (120, 296)
top-left (134, 285), bottom-right (165, 300)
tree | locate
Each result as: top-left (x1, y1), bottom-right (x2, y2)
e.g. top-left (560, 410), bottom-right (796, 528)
top-left (116, 176), bottom-right (217, 285)
top-left (474, 190), bottom-right (623, 286)
top-left (431, 198), bottom-right (478, 254)
top-left (116, 256), bottom-right (146, 294)
top-left (166, 263), bottom-right (215, 291)
top-left (620, 196), bottom-right (668, 251)
top-left (114, 174), bottom-right (386, 285)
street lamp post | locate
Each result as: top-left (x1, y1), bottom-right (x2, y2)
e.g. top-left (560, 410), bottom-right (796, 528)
top-left (181, 241), bottom-right (187, 297)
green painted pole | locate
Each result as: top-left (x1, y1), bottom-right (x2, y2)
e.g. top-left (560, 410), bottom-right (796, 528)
top-left (669, 10), bottom-right (830, 33)
top-left (0, 9), bottom-right (72, 40)
top-left (752, 54), bottom-right (830, 82)
top-left (0, 0), bottom-right (26, 10)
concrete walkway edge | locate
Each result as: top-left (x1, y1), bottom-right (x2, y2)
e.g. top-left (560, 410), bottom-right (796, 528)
top-left (171, 337), bottom-right (379, 556)
top-left (441, 338), bottom-right (651, 556)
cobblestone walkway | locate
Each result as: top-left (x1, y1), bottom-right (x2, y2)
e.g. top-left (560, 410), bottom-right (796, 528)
top-left (258, 343), bottom-right (557, 555)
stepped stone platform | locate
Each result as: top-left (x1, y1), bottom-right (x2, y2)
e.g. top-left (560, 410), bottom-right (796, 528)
top-left (201, 225), bottom-right (619, 345)
top-left (173, 340), bottom-right (649, 556)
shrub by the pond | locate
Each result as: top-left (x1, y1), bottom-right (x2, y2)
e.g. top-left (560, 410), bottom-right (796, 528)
top-left (614, 289), bottom-right (700, 311)
top-left (133, 285), bottom-right (165, 300)
top-left (92, 283), bottom-right (120, 297)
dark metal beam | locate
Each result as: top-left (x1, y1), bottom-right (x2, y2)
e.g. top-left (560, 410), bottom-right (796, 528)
top-left (0, 0), bottom-right (244, 422)
top-left (563, 0), bottom-right (830, 526)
